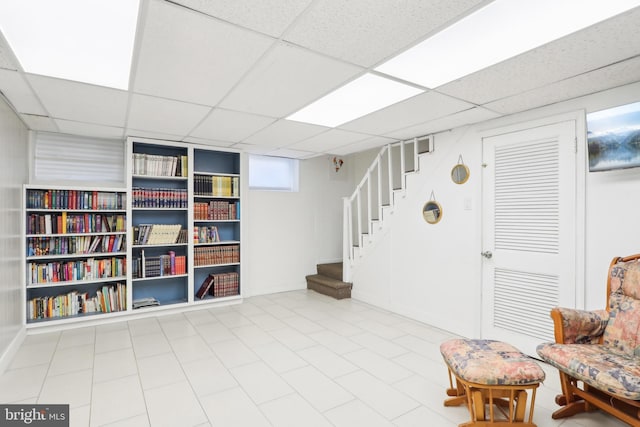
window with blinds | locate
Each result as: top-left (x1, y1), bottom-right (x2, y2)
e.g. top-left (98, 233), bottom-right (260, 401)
top-left (33, 132), bottom-right (125, 185)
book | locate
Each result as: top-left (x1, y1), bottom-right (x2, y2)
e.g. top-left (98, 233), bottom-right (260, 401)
top-left (195, 274), bottom-right (215, 299)
top-left (132, 297), bottom-right (159, 309)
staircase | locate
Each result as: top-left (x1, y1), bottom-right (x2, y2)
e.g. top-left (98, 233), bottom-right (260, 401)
top-left (343, 135), bottom-right (433, 283)
top-left (306, 262), bottom-right (352, 299)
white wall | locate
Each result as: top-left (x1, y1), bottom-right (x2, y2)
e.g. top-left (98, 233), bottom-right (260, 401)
top-left (245, 154), bottom-right (353, 296)
top-left (350, 81), bottom-right (640, 339)
top-left (0, 97), bottom-right (29, 372)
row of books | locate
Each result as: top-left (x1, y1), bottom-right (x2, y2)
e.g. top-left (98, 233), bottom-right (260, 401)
top-left (132, 153), bottom-right (187, 177)
top-left (28, 257), bottom-right (126, 285)
top-left (27, 213), bottom-right (126, 235)
top-left (194, 175), bottom-right (239, 197)
top-left (132, 250), bottom-right (187, 278)
top-left (27, 234), bottom-right (125, 257)
top-left (193, 226), bottom-right (220, 244)
top-left (196, 272), bottom-right (239, 299)
top-left (194, 200), bottom-right (239, 221)
top-left (132, 187), bottom-right (188, 209)
top-left (27, 189), bottom-right (126, 210)
top-left (27, 282), bottom-right (126, 320)
top-left (194, 245), bottom-right (239, 266)
top-left (133, 224), bottom-right (184, 245)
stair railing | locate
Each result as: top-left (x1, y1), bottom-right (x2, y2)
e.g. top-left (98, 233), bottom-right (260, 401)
top-left (343, 135), bottom-right (432, 282)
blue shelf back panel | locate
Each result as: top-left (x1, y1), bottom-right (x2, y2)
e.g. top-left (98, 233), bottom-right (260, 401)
top-left (132, 276), bottom-right (187, 304)
top-left (193, 264), bottom-right (240, 297)
top-left (132, 176), bottom-right (187, 190)
top-left (133, 245), bottom-right (187, 258)
top-left (132, 210), bottom-right (188, 228)
top-left (194, 149), bottom-right (239, 175)
top-left (215, 222), bottom-right (240, 241)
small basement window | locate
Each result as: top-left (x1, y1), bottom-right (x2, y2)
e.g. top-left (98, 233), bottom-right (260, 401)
top-left (249, 154), bottom-right (299, 192)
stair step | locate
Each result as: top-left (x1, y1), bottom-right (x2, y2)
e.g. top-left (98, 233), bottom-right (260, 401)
top-left (316, 262), bottom-right (343, 281)
top-left (306, 274), bottom-right (352, 300)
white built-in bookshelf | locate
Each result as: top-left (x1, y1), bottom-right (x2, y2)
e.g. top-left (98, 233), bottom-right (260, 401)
top-left (23, 137), bottom-right (244, 327)
top-left (24, 186), bottom-right (128, 324)
top-left (192, 147), bottom-right (241, 302)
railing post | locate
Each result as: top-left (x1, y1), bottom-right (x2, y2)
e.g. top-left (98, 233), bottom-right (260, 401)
top-left (366, 170), bottom-right (372, 236)
top-left (400, 141), bottom-right (406, 190)
top-left (413, 137), bottom-right (419, 172)
top-left (377, 153), bottom-right (383, 222)
top-left (343, 197), bottom-right (352, 282)
top-left (356, 189), bottom-right (362, 249)
top-left (387, 145), bottom-right (393, 203)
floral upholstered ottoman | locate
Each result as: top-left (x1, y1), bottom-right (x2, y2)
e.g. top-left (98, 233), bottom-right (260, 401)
top-left (441, 339), bottom-right (545, 426)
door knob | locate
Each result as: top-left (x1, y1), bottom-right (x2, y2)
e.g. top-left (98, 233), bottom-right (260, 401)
top-left (481, 251), bottom-right (493, 259)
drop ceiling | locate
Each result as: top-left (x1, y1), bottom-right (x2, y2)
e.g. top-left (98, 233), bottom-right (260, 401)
top-left (1, 0), bottom-right (639, 159)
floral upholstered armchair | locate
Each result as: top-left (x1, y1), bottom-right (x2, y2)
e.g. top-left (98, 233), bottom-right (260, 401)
top-left (537, 254), bottom-right (640, 425)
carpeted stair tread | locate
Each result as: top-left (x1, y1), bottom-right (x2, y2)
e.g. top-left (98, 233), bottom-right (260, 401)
top-left (305, 274), bottom-right (351, 289)
top-left (306, 262), bottom-right (351, 299)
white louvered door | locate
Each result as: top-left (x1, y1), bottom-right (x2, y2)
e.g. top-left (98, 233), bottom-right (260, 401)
top-left (481, 120), bottom-right (576, 356)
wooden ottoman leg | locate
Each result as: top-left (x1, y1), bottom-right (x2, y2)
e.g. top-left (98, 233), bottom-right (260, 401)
top-left (514, 390), bottom-right (528, 422)
top-left (444, 369), bottom-right (468, 407)
top-left (472, 389), bottom-right (486, 421)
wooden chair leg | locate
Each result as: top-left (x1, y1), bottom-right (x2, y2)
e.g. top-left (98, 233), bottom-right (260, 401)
top-left (552, 372), bottom-right (588, 420)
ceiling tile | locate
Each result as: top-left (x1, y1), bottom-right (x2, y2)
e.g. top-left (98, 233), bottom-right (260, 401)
top-left (54, 119), bottom-right (124, 139)
top-left (242, 119), bottom-right (329, 148)
top-left (0, 69), bottom-right (46, 115)
top-left (231, 143), bottom-right (273, 155)
top-left (220, 42), bottom-right (364, 117)
top-left (20, 114), bottom-right (57, 132)
top-left (126, 129), bottom-right (188, 143)
top-left (384, 107), bottom-right (501, 140)
top-left (182, 136), bottom-right (235, 148)
top-left (127, 94), bottom-right (211, 136)
top-left (264, 148), bottom-right (317, 159)
top-left (340, 91), bottom-right (474, 135)
top-left (484, 56), bottom-right (640, 115)
top-left (170, 0), bottom-right (313, 37)
top-left (26, 74), bottom-right (128, 127)
top-left (190, 108), bottom-right (275, 142)
top-left (133, 0), bottom-right (274, 107)
top-left (288, 128), bottom-right (371, 152)
top-left (330, 135), bottom-right (398, 156)
top-left (438, 7), bottom-right (640, 104)
top-left (284, 0), bottom-right (487, 67)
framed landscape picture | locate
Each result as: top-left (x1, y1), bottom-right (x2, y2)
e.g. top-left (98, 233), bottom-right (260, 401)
top-left (587, 101), bottom-right (640, 172)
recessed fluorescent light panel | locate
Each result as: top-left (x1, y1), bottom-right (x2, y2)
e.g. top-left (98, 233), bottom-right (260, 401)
top-left (0, 0), bottom-right (140, 90)
top-left (376, 0), bottom-right (640, 88)
top-left (287, 73), bottom-right (423, 128)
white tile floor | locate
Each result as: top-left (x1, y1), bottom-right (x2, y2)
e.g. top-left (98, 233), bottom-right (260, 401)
top-left (0, 290), bottom-right (628, 427)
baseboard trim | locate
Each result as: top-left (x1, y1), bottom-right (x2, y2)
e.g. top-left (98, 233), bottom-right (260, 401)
top-left (0, 327), bottom-right (26, 375)
top-left (246, 283), bottom-right (306, 297)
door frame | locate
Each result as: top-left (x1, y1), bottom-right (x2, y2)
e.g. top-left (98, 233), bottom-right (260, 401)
top-left (478, 111), bottom-right (587, 333)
